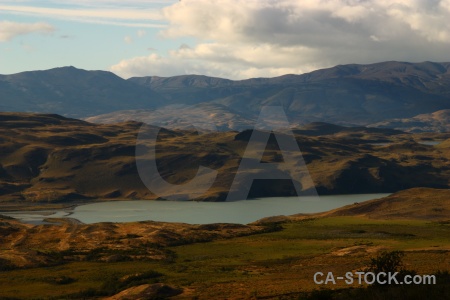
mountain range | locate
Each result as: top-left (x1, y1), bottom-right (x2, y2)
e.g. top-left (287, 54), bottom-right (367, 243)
top-left (2, 61), bottom-right (450, 131)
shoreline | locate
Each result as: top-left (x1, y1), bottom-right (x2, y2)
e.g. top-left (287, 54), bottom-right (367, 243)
top-left (0, 193), bottom-right (391, 226)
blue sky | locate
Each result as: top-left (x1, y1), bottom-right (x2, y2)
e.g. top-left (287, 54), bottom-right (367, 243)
top-left (1, 0), bottom-right (450, 79)
top-left (0, 1), bottom-right (181, 75)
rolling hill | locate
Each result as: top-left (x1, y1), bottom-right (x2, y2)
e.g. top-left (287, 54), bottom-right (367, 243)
top-left (0, 187), bottom-right (449, 299)
top-left (370, 109), bottom-right (450, 133)
top-left (322, 187), bottom-right (450, 220)
top-left (2, 112), bottom-right (450, 203)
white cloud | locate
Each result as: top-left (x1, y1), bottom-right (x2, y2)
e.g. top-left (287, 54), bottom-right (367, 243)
top-left (161, 0), bottom-right (450, 45)
top-left (110, 43), bottom-right (319, 79)
top-left (45, 0), bottom-right (176, 6)
top-left (124, 36), bottom-right (133, 44)
top-left (111, 0), bottom-right (450, 79)
top-left (0, 21), bottom-right (54, 42)
top-left (0, 4), bottom-right (165, 28)
top-left (111, 53), bottom-right (186, 78)
top-left (137, 29), bottom-right (147, 37)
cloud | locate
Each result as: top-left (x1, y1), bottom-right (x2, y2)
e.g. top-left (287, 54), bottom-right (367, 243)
top-left (111, 53), bottom-right (188, 78)
top-left (110, 43), bottom-right (319, 79)
top-left (45, 0), bottom-right (176, 6)
top-left (161, 0), bottom-right (450, 45)
top-left (0, 4), bottom-right (166, 28)
top-left (0, 21), bottom-right (54, 42)
top-left (124, 36), bottom-right (133, 44)
top-left (137, 30), bottom-right (147, 37)
top-left (111, 0), bottom-right (450, 79)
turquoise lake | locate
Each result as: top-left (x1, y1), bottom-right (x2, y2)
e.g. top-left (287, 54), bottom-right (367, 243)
top-left (1, 194), bottom-right (390, 225)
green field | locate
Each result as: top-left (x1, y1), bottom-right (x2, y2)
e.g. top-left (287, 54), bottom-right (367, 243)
top-left (1, 217), bottom-right (449, 299)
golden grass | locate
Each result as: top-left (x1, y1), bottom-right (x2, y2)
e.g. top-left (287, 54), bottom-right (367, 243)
top-left (0, 215), bottom-right (448, 299)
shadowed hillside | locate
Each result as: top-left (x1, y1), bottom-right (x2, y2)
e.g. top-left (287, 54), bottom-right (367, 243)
top-left (0, 67), bottom-right (160, 116)
top-left (2, 113), bottom-right (450, 203)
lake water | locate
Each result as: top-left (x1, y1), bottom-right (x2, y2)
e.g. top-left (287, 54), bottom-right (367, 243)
top-left (419, 141), bottom-right (442, 146)
top-left (1, 194), bottom-right (390, 225)
top-left (369, 142), bottom-right (391, 146)
top-left (0, 210), bottom-right (70, 225)
top-left (370, 141), bottom-right (442, 146)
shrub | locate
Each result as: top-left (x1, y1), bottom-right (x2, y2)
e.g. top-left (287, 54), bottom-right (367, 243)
top-left (0, 258), bottom-right (15, 271)
top-left (44, 275), bottom-right (77, 285)
top-left (366, 250), bottom-right (420, 286)
top-left (367, 250), bottom-right (405, 275)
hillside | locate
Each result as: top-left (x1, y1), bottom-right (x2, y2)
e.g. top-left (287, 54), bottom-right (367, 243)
top-left (0, 217), bottom-right (268, 268)
top-left (122, 61), bottom-right (450, 127)
top-left (0, 188), bottom-right (449, 299)
top-left (322, 187), bottom-right (450, 220)
top-left (370, 109), bottom-right (450, 133)
top-left (2, 61), bottom-right (450, 130)
top-left (2, 113), bottom-right (450, 203)
top-left (84, 103), bottom-right (256, 131)
top-left (0, 67), bottom-right (159, 117)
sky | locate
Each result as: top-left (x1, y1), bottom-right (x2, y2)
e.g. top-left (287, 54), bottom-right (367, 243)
top-left (1, 0), bottom-right (450, 79)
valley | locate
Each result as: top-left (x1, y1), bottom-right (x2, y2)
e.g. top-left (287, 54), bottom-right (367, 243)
top-left (1, 61), bottom-right (450, 299)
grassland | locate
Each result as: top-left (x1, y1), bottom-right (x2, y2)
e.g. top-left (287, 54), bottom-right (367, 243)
top-left (0, 215), bottom-right (449, 299)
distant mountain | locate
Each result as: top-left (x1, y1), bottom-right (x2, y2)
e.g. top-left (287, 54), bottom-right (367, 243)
top-left (0, 66), bottom-right (160, 117)
top-left (131, 61), bottom-right (450, 94)
top-left (128, 61), bottom-right (450, 127)
top-left (84, 103), bottom-right (257, 131)
top-left (370, 109), bottom-right (450, 133)
top-left (2, 61), bottom-right (450, 129)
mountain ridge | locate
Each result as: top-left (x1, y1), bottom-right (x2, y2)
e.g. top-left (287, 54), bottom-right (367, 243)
top-left (2, 61), bottom-right (450, 130)
top-left (128, 60), bottom-right (450, 88)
